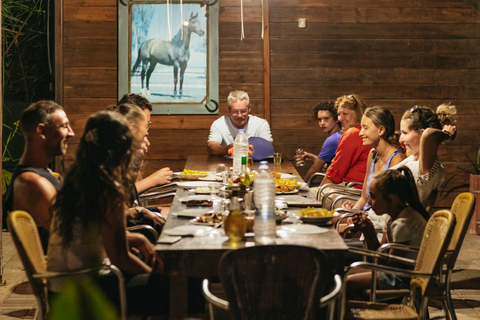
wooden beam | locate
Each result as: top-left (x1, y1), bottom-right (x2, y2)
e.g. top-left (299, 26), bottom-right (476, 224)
top-left (263, 0), bottom-right (271, 123)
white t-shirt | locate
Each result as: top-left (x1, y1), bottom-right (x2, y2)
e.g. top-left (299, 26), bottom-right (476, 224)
top-left (207, 115), bottom-right (273, 146)
top-left (383, 206), bottom-right (427, 259)
top-left (391, 155), bottom-right (445, 207)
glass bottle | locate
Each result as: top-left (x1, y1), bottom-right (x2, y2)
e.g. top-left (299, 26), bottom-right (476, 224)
top-left (240, 155), bottom-right (251, 187)
top-left (224, 186), bottom-right (246, 244)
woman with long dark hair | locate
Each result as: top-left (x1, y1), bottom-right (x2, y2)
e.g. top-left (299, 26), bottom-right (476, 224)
top-left (47, 111), bottom-right (168, 316)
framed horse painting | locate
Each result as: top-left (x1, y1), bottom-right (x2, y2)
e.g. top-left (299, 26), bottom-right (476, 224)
top-left (118, 0), bottom-right (219, 115)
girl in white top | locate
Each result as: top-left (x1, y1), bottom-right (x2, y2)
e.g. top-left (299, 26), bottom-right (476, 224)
top-left (392, 105), bottom-right (457, 208)
top-left (346, 167), bottom-right (430, 300)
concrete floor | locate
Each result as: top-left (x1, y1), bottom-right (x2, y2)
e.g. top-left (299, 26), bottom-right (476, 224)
top-left (0, 231), bottom-right (479, 319)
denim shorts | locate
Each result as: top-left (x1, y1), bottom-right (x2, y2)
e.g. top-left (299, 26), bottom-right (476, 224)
top-left (377, 272), bottom-right (409, 290)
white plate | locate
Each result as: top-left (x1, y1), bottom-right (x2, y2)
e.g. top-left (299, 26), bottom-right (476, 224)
top-left (199, 175), bottom-right (222, 181)
top-left (172, 208), bottom-right (212, 218)
top-left (278, 224), bottom-right (328, 235)
top-left (278, 173), bottom-right (296, 179)
top-left (174, 172), bottom-right (208, 180)
top-left (275, 189), bottom-right (299, 195)
top-left (177, 181), bottom-right (219, 189)
top-left (163, 225), bottom-right (213, 236)
top-left (177, 195), bottom-right (212, 202)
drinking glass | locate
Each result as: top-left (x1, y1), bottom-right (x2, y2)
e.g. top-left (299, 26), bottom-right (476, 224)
top-left (217, 163), bottom-right (227, 183)
top-left (273, 152), bottom-right (282, 172)
top-left (295, 148), bottom-right (305, 167)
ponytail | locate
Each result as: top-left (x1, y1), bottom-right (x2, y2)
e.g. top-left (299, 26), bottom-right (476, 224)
top-left (373, 167), bottom-right (430, 221)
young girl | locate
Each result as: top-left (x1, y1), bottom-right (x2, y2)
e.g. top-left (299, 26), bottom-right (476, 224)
top-left (346, 167), bottom-right (429, 299)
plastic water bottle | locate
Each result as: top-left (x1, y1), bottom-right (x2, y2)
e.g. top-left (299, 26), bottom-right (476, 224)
top-left (253, 161), bottom-right (276, 244)
top-left (232, 129), bottom-right (248, 176)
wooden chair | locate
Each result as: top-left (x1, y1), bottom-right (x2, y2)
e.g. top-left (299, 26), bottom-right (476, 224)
top-left (374, 192), bottom-right (476, 319)
top-left (202, 245), bottom-right (342, 320)
top-left (340, 210), bottom-right (456, 320)
top-left (7, 210), bottom-right (127, 320)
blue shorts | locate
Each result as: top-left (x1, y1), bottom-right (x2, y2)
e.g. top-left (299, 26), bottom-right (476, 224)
top-left (377, 272), bottom-right (409, 290)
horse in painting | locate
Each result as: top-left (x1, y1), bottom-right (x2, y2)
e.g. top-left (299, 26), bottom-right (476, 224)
top-left (132, 12), bottom-right (205, 97)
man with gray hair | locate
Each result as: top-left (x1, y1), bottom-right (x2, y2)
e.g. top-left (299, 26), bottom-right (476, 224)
top-left (207, 90), bottom-right (273, 155)
top-left (3, 100), bottom-right (75, 252)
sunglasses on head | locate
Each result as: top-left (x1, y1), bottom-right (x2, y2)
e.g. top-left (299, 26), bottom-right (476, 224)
top-left (346, 94), bottom-right (359, 107)
top-left (410, 105), bottom-right (427, 127)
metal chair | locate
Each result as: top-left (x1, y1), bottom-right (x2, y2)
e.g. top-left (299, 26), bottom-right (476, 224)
top-left (202, 245), bottom-right (342, 320)
top-left (7, 210), bottom-right (127, 320)
top-left (340, 210), bottom-right (456, 320)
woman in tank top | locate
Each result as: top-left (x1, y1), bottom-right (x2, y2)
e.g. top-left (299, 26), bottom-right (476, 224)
top-left (343, 106), bottom-right (405, 212)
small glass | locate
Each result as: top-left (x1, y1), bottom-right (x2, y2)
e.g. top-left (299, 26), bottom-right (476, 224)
top-left (295, 148), bottom-right (305, 167)
top-left (217, 163), bottom-right (227, 183)
top-left (273, 152), bottom-right (282, 172)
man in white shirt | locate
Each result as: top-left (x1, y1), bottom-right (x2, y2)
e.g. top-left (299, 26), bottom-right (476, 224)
top-left (207, 90), bottom-right (273, 155)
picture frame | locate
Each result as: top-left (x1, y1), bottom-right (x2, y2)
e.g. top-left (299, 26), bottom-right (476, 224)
top-left (118, 0), bottom-right (219, 115)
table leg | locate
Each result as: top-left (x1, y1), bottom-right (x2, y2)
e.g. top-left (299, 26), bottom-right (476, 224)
top-left (169, 275), bottom-right (188, 320)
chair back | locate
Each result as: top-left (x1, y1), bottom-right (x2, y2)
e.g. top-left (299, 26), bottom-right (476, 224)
top-left (218, 245), bottom-right (333, 320)
top-left (445, 192), bottom-right (476, 269)
top-left (7, 210), bottom-right (47, 296)
top-left (411, 210), bottom-right (455, 294)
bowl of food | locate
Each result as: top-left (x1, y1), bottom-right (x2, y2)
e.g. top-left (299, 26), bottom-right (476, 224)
top-left (298, 207), bottom-right (336, 224)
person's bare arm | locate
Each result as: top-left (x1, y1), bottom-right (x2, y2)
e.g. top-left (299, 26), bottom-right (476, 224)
top-left (207, 141), bottom-right (231, 156)
top-left (135, 167), bottom-right (173, 193)
top-left (419, 126), bottom-right (456, 175)
top-left (304, 157), bottom-right (327, 183)
top-left (319, 175), bottom-right (335, 187)
top-left (12, 172), bottom-right (57, 230)
top-left (102, 205), bottom-right (152, 274)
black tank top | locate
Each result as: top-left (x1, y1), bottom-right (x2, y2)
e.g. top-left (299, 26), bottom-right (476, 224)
top-left (3, 165), bottom-right (61, 253)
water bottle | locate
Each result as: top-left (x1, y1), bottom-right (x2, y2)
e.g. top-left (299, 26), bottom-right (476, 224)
top-left (253, 161), bottom-right (276, 244)
top-left (232, 129), bottom-right (248, 176)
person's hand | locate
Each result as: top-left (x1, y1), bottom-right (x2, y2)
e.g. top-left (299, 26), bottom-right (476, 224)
top-left (127, 232), bottom-right (156, 266)
top-left (442, 124), bottom-right (457, 141)
top-left (301, 151), bottom-right (317, 163)
top-left (149, 167), bottom-right (173, 186)
top-left (342, 200), bottom-right (354, 209)
top-left (133, 137), bottom-right (151, 167)
top-left (351, 211), bottom-right (374, 232)
top-left (142, 207), bottom-right (166, 229)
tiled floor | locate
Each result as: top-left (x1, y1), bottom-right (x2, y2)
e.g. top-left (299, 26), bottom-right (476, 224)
top-left (0, 231), bottom-right (479, 319)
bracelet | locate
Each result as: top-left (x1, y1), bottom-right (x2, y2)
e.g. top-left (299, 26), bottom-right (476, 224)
top-left (442, 130), bottom-right (453, 140)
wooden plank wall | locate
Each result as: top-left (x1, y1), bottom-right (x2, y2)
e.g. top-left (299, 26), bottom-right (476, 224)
top-left (58, 0), bottom-right (479, 208)
top-left (269, 0), bottom-right (480, 208)
top-left (59, 0), bottom-right (265, 175)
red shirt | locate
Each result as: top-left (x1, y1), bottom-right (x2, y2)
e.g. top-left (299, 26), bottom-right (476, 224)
top-left (325, 125), bottom-right (371, 187)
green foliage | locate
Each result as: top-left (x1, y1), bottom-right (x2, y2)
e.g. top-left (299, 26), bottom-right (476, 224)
top-left (2, 0), bottom-right (53, 193)
top-left (49, 280), bottom-right (120, 320)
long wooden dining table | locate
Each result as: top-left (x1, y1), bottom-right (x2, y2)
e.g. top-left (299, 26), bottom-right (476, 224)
top-left (154, 155), bottom-right (348, 319)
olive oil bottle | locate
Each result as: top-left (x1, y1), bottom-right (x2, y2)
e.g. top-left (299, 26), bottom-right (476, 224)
top-left (224, 186), bottom-right (246, 244)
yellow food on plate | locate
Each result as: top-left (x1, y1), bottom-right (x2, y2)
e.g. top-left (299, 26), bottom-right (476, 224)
top-left (181, 169), bottom-right (209, 175)
top-left (275, 185), bottom-right (294, 192)
top-left (274, 178), bottom-right (301, 187)
top-left (272, 172), bottom-right (281, 179)
top-left (300, 207), bottom-right (335, 217)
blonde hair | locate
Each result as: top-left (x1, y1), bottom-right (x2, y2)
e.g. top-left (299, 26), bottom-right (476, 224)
top-left (436, 103), bottom-right (458, 126)
top-left (335, 94), bottom-right (367, 125)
